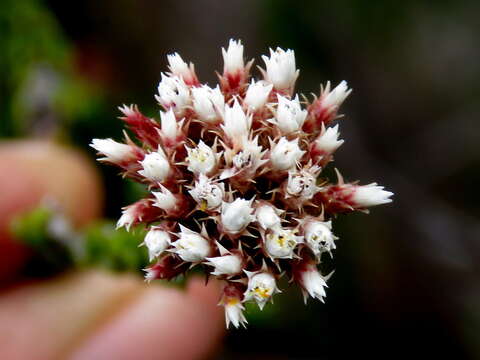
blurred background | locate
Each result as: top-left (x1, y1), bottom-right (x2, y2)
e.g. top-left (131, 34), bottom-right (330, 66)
top-left (1, 0), bottom-right (479, 359)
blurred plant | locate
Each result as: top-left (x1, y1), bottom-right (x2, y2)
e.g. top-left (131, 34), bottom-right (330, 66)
top-left (91, 39), bottom-right (393, 328)
top-left (11, 203), bottom-right (149, 276)
top-left (0, 0), bottom-right (103, 139)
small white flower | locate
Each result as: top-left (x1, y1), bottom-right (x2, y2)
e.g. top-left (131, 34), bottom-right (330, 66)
top-left (286, 166), bottom-right (320, 200)
top-left (321, 80), bottom-right (352, 110)
top-left (270, 137), bottom-right (305, 171)
top-left (262, 47), bottom-right (299, 92)
top-left (226, 137), bottom-right (267, 176)
top-left (171, 225), bottom-right (211, 262)
top-left (222, 39), bottom-right (244, 75)
top-left (244, 80), bottom-right (273, 111)
top-left (155, 74), bottom-right (191, 115)
top-left (116, 205), bottom-right (137, 231)
top-left (160, 108), bottom-right (183, 141)
top-left (351, 183), bottom-right (394, 208)
top-left (192, 85), bottom-right (225, 124)
top-left (144, 227), bottom-right (171, 261)
top-left (138, 148), bottom-right (171, 182)
top-left (244, 272), bottom-right (278, 310)
top-left (167, 52), bottom-right (197, 85)
top-left (221, 198), bottom-right (255, 234)
top-left (206, 254), bottom-right (242, 276)
top-left (90, 138), bottom-right (136, 164)
top-left (265, 228), bottom-right (302, 259)
top-left (255, 204), bottom-right (282, 230)
top-left (273, 95), bottom-right (307, 133)
top-left (188, 174), bottom-right (224, 211)
top-left (313, 124), bottom-right (344, 155)
top-left (304, 220), bottom-right (337, 257)
top-left (224, 297), bottom-right (247, 329)
top-left (299, 263), bottom-right (328, 303)
top-left (186, 140), bottom-right (217, 175)
top-left (152, 185), bottom-right (178, 212)
top-left (222, 100), bottom-right (252, 146)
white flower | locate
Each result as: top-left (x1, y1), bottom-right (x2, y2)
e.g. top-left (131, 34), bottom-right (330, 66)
top-left (116, 205), bottom-right (137, 231)
top-left (244, 80), bottom-right (273, 111)
top-left (167, 52), bottom-right (197, 85)
top-left (186, 140), bottom-right (217, 175)
top-left (222, 100), bottom-right (252, 146)
top-left (192, 85), bottom-right (225, 124)
top-left (299, 263), bottom-right (328, 303)
top-left (138, 148), bottom-right (171, 182)
top-left (244, 272), bottom-right (278, 310)
top-left (273, 95), bottom-right (307, 133)
top-left (171, 225), bottom-right (211, 262)
top-left (265, 228), bottom-right (302, 259)
top-left (90, 138), bottom-right (136, 164)
top-left (313, 124), bottom-right (344, 155)
top-left (262, 47), bottom-right (299, 92)
top-left (255, 204), bottom-right (282, 230)
top-left (226, 137), bottom-right (267, 176)
top-left (321, 80), bottom-right (352, 110)
top-left (270, 137), bottom-right (305, 171)
top-left (206, 254), bottom-right (242, 276)
top-left (286, 166), bottom-right (320, 199)
top-left (222, 39), bottom-right (244, 75)
top-left (188, 175), bottom-right (224, 211)
top-left (221, 198), bottom-right (255, 234)
top-left (351, 183), bottom-right (394, 208)
top-left (152, 185), bottom-right (178, 212)
top-left (155, 74), bottom-right (191, 115)
top-left (144, 227), bottom-right (171, 261)
top-left (304, 220), bottom-right (337, 257)
top-left (224, 297), bottom-right (247, 329)
top-left (160, 108), bottom-right (183, 141)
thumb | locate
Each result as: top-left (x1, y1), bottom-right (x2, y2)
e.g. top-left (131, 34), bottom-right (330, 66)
top-left (0, 140), bottom-right (103, 282)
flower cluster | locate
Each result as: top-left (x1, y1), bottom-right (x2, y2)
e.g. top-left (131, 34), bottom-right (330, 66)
top-left (91, 39), bottom-right (393, 328)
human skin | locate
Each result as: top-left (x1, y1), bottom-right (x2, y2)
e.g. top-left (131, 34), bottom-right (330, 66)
top-left (0, 141), bottom-right (224, 360)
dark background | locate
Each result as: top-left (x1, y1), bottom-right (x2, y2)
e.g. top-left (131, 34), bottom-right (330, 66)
top-left (1, 0), bottom-right (479, 358)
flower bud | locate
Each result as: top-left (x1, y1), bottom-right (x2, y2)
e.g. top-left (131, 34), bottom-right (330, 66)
top-left (221, 198), bottom-right (255, 234)
top-left (144, 254), bottom-right (187, 282)
top-left (171, 225), bottom-right (211, 262)
top-left (90, 138), bottom-right (140, 165)
top-left (188, 174), bottom-right (224, 211)
top-left (310, 124), bottom-right (344, 162)
top-left (273, 95), bottom-right (307, 133)
top-left (152, 185), bottom-right (179, 212)
top-left (244, 272), bottom-right (279, 310)
top-left (306, 80), bottom-right (352, 130)
top-left (116, 199), bottom-right (161, 231)
top-left (303, 220), bottom-right (337, 257)
top-left (144, 227), bottom-right (171, 261)
top-left (192, 85), bottom-right (225, 124)
top-left (265, 228), bottom-right (302, 259)
top-left (186, 140), bottom-right (217, 175)
top-left (138, 148), bottom-right (171, 182)
top-left (261, 47), bottom-right (299, 93)
top-left (255, 203), bottom-right (281, 230)
top-left (244, 80), bottom-right (273, 111)
top-left (160, 108), bottom-right (184, 146)
top-left (270, 137), bottom-right (305, 171)
top-left (222, 39), bottom-right (244, 76)
top-left (206, 254), bottom-right (242, 276)
top-left (155, 74), bottom-right (191, 116)
top-left (167, 52), bottom-right (199, 86)
top-left (118, 104), bottom-right (161, 148)
top-left (222, 100), bottom-right (252, 147)
top-left (294, 260), bottom-right (328, 303)
top-left (220, 283), bottom-right (247, 328)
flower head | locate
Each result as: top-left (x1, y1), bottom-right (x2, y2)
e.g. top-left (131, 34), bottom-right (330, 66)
top-left (92, 39), bottom-right (393, 329)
